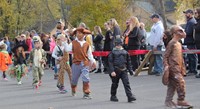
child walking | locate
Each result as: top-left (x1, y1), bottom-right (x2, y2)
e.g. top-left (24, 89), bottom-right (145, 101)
top-left (163, 25), bottom-right (192, 108)
top-left (9, 43), bottom-right (28, 84)
top-left (0, 41), bottom-right (12, 81)
top-left (64, 27), bottom-right (96, 99)
top-left (52, 34), bottom-right (72, 93)
top-left (28, 36), bottom-right (47, 89)
top-left (108, 38), bottom-right (136, 102)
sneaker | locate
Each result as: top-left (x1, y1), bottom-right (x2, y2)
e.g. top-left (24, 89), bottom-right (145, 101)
top-left (177, 100), bottom-right (190, 106)
top-left (17, 81), bottom-right (22, 85)
top-left (38, 80), bottom-right (42, 86)
top-left (165, 101), bottom-right (177, 108)
top-left (54, 74), bottom-right (58, 80)
top-left (32, 83), bottom-right (39, 89)
top-left (3, 78), bottom-right (8, 81)
top-left (110, 96), bottom-right (118, 102)
top-left (59, 87), bottom-right (67, 93)
top-left (128, 96), bottom-right (136, 102)
top-left (72, 91), bottom-right (76, 96)
top-left (83, 93), bottom-right (92, 99)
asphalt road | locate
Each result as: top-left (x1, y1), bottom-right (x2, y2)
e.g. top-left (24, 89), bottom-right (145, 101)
top-left (0, 69), bottom-right (200, 109)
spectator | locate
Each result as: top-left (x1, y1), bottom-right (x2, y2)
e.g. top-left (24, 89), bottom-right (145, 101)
top-left (79, 22), bottom-right (94, 51)
top-left (139, 22), bottom-right (147, 61)
top-left (126, 16), bottom-right (141, 71)
top-left (183, 9), bottom-right (198, 76)
top-left (4, 36), bottom-right (11, 56)
top-left (103, 22), bottom-right (113, 73)
top-left (25, 31), bottom-right (33, 52)
top-left (194, 8), bottom-right (200, 78)
top-left (93, 26), bottom-right (104, 73)
top-left (41, 33), bottom-right (50, 68)
top-left (147, 14), bottom-right (164, 76)
top-left (110, 18), bottom-right (121, 46)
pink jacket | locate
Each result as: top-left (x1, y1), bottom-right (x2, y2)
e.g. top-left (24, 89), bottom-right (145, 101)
top-left (50, 38), bottom-right (56, 53)
top-left (26, 38), bottom-right (32, 51)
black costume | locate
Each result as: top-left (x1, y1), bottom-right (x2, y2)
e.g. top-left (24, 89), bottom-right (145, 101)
top-left (108, 38), bottom-right (136, 102)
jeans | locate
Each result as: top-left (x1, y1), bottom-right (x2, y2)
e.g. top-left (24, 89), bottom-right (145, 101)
top-left (148, 45), bottom-right (163, 74)
top-left (187, 45), bottom-right (198, 74)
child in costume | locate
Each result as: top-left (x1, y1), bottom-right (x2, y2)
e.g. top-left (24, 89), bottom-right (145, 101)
top-left (0, 41), bottom-right (12, 80)
top-left (64, 27), bottom-right (96, 99)
top-left (52, 34), bottom-right (64, 80)
top-left (163, 25), bottom-right (192, 108)
top-left (28, 36), bottom-right (47, 89)
top-left (108, 38), bottom-right (136, 102)
top-left (8, 43), bottom-right (28, 85)
top-left (52, 34), bottom-right (72, 93)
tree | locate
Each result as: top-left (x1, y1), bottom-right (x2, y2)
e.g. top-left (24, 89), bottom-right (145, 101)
top-left (173, 0), bottom-right (200, 20)
top-left (0, 0), bottom-right (61, 37)
top-left (65, 0), bottom-right (131, 30)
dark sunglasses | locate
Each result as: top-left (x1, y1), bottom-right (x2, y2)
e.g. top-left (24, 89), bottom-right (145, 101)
top-left (195, 12), bottom-right (198, 14)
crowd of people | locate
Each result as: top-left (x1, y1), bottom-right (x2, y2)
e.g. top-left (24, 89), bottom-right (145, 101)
top-left (0, 7), bottom-right (200, 108)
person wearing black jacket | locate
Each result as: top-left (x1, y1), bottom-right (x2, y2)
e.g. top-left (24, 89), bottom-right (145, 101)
top-left (126, 16), bottom-right (141, 71)
top-left (103, 22), bottom-right (113, 73)
top-left (108, 38), bottom-right (136, 102)
top-left (183, 9), bottom-right (198, 76)
top-left (194, 8), bottom-right (200, 78)
top-left (93, 26), bottom-right (103, 73)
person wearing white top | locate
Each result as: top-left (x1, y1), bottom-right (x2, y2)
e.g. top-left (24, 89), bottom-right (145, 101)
top-left (63, 27), bottom-right (96, 99)
top-left (52, 35), bottom-right (64, 80)
top-left (148, 14), bottom-right (164, 76)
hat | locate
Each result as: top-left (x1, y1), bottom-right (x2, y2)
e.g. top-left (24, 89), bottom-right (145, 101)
top-left (183, 9), bottom-right (194, 14)
top-left (12, 43), bottom-right (29, 53)
top-left (150, 14), bottom-right (160, 19)
top-left (32, 36), bottom-right (41, 43)
top-left (115, 38), bottom-right (123, 46)
top-left (72, 27), bottom-right (91, 36)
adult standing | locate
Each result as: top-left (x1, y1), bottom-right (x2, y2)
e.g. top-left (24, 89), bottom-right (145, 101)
top-left (139, 22), bottom-right (147, 61)
top-left (110, 18), bottom-right (121, 46)
top-left (148, 14), bottom-right (164, 76)
top-left (194, 8), bottom-right (200, 78)
top-left (93, 26), bottom-right (104, 73)
top-left (183, 9), bottom-right (198, 76)
top-left (103, 22), bottom-right (113, 73)
top-left (126, 16), bottom-right (141, 71)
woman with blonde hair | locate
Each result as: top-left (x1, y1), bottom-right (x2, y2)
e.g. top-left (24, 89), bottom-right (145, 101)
top-left (93, 26), bottom-right (104, 73)
top-left (125, 16), bottom-right (141, 71)
top-left (110, 18), bottom-right (121, 44)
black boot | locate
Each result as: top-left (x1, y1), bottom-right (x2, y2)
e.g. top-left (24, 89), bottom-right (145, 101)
top-left (94, 69), bottom-right (101, 73)
top-left (110, 96), bottom-right (119, 102)
top-left (196, 73), bottom-right (200, 78)
top-left (128, 96), bottom-right (136, 102)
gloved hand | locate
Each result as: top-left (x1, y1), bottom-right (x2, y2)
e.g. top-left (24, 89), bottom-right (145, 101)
top-left (129, 70), bottom-right (135, 76)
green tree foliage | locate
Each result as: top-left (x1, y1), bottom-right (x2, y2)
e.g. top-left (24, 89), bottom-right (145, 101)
top-left (0, 0), bottom-right (131, 37)
top-left (66, 0), bottom-right (131, 31)
top-left (0, 0), bottom-right (60, 37)
top-left (0, 0), bottom-right (15, 36)
top-left (173, 0), bottom-right (200, 19)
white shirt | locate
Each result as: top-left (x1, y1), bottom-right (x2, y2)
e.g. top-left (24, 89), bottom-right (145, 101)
top-left (63, 39), bottom-right (95, 64)
top-left (52, 45), bottom-right (64, 60)
top-left (147, 21), bottom-right (164, 47)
